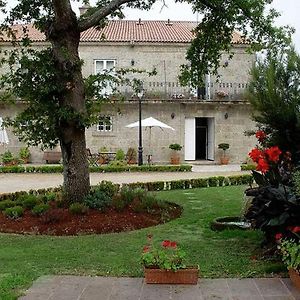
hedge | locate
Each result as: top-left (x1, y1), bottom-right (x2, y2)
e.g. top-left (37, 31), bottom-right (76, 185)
top-left (0, 174), bottom-right (254, 202)
top-left (0, 164), bottom-right (192, 174)
top-left (241, 164), bottom-right (256, 171)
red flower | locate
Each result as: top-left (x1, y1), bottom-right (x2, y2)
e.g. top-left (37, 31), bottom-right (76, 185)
top-left (290, 226), bottom-right (300, 233)
top-left (275, 233), bottom-right (283, 240)
top-left (143, 245), bottom-right (150, 253)
top-left (249, 148), bottom-right (264, 163)
top-left (256, 130), bottom-right (267, 142)
top-left (170, 241), bottom-right (177, 248)
top-left (256, 158), bottom-right (270, 174)
top-left (265, 146), bottom-right (282, 163)
top-left (162, 240), bottom-right (171, 247)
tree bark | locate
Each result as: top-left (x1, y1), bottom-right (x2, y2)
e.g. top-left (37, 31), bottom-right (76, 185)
top-left (48, 0), bottom-right (90, 202)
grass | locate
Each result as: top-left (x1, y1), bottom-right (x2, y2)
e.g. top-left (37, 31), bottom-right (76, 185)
top-left (0, 185), bottom-right (284, 299)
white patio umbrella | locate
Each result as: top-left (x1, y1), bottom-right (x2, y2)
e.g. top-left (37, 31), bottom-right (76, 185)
top-left (0, 117), bottom-right (9, 146)
top-left (125, 117), bottom-right (175, 154)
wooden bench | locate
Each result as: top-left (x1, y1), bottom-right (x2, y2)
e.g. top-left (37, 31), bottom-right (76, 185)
top-left (43, 151), bottom-right (62, 164)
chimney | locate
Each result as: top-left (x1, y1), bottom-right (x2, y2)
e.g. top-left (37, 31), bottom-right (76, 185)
top-left (79, 4), bottom-right (91, 16)
top-left (165, 19), bottom-right (173, 26)
top-left (136, 18), bottom-right (143, 25)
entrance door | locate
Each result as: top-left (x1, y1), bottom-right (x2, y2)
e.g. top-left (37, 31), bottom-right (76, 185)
top-left (207, 118), bottom-right (215, 161)
top-left (196, 118), bottom-right (207, 160)
top-left (184, 118), bottom-right (196, 160)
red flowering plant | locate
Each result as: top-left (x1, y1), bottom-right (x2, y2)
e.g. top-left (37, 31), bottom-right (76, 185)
top-left (141, 234), bottom-right (186, 271)
top-left (244, 130), bottom-right (300, 245)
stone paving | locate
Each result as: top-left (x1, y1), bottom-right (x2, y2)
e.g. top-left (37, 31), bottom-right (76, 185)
top-left (0, 164), bottom-right (247, 193)
top-left (19, 275), bottom-right (300, 300)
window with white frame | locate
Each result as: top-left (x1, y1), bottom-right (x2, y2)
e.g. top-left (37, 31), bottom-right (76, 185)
top-left (94, 59), bottom-right (116, 95)
top-left (97, 115), bottom-right (112, 132)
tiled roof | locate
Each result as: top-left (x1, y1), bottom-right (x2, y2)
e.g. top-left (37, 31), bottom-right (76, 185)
top-left (2, 20), bottom-right (246, 44)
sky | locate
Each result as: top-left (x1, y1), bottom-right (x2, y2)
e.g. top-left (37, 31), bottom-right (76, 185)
top-left (74, 0), bottom-right (300, 51)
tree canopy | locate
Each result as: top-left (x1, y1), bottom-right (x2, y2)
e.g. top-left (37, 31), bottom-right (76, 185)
top-left (0, 0), bottom-right (292, 201)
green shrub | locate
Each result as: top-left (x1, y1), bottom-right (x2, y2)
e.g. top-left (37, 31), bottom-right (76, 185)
top-left (112, 194), bottom-right (127, 212)
top-left (83, 190), bottom-right (112, 211)
top-left (39, 192), bottom-right (56, 203)
top-left (19, 147), bottom-right (30, 161)
top-left (169, 143), bottom-right (182, 151)
top-left (119, 186), bottom-right (136, 206)
top-left (69, 203), bottom-right (88, 215)
top-left (170, 180), bottom-right (186, 190)
top-left (31, 204), bottom-right (50, 216)
top-left (4, 206), bottom-right (24, 219)
top-left (95, 181), bottom-right (119, 198)
top-left (208, 177), bottom-right (218, 187)
top-left (108, 160), bottom-right (127, 167)
top-left (18, 194), bottom-right (39, 209)
top-left (216, 176), bottom-right (225, 186)
top-left (1, 150), bottom-right (14, 163)
top-left (115, 149), bottom-right (125, 161)
top-left (0, 200), bottom-right (16, 211)
top-left (241, 164), bottom-right (256, 171)
top-left (190, 178), bottom-right (208, 188)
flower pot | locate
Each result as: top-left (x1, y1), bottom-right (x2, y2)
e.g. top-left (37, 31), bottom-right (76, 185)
top-left (144, 267), bottom-right (199, 284)
top-left (220, 157), bottom-right (229, 165)
top-left (170, 153), bottom-right (180, 165)
top-left (289, 268), bottom-right (300, 290)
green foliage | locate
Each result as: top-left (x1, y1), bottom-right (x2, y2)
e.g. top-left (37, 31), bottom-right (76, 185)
top-left (0, 200), bottom-right (16, 211)
top-left (241, 164), bottom-right (256, 171)
top-left (83, 190), bottom-right (112, 211)
top-left (69, 203), bottom-right (88, 215)
top-left (245, 185), bottom-right (300, 242)
top-left (108, 160), bottom-right (127, 167)
top-left (279, 239), bottom-right (300, 271)
top-left (19, 147), bottom-right (30, 160)
top-left (1, 150), bottom-right (14, 163)
top-left (141, 238), bottom-right (186, 271)
top-left (95, 181), bottom-right (119, 198)
top-left (4, 206), bottom-right (24, 219)
top-left (115, 149), bottom-right (125, 161)
top-left (169, 143), bottom-right (182, 151)
top-left (208, 177), bottom-right (218, 187)
top-left (31, 204), bottom-right (50, 216)
top-left (292, 170), bottom-right (300, 196)
top-left (218, 143), bottom-right (230, 151)
top-left (18, 194), bottom-right (39, 209)
top-left (247, 48), bottom-right (300, 162)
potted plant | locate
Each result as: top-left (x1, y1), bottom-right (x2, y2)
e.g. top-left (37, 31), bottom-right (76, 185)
top-left (1, 150), bottom-right (18, 166)
top-left (19, 147), bottom-right (30, 164)
top-left (141, 235), bottom-right (198, 284)
top-left (169, 143), bottom-right (182, 165)
top-left (218, 143), bottom-right (230, 165)
top-left (279, 237), bottom-right (300, 290)
top-left (98, 146), bottom-right (108, 165)
top-left (126, 147), bottom-right (137, 164)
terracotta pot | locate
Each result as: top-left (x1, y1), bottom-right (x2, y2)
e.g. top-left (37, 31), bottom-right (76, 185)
top-left (220, 157), bottom-right (229, 165)
top-left (170, 153), bottom-right (180, 165)
top-left (289, 268), bottom-right (300, 290)
top-left (144, 267), bottom-right (198, 284)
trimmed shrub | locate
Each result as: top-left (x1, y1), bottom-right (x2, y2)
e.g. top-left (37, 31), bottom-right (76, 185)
top-left (69, 203), bottom-right (88, 215)
top-left (190, 178), bottom-right (208, 188)
top-left (95, 181), bottom-right (119, 198)
top-left (241, 164), bottom-right (256, 171)
top-left (31, 204), bottom-right (50, 216)
top-left (115, 149), bottom-right (125, 161)
top-left (208, 177), bottom-right (218, 187)
top-left (83, 190), bottom-right (112, 211)
top-left (4, 206), bottom-right (24, 219)
top-left (18, 194), bottom-right (39, 209)
top-left (0, 200), bottom-right (16, 211)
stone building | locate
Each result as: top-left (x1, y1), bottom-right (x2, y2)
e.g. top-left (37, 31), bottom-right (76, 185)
top-left (0, 20), bottom-right (256, 164)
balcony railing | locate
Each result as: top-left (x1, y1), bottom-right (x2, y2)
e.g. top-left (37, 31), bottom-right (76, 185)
top-left (119, 81), bottom-right (248, 101)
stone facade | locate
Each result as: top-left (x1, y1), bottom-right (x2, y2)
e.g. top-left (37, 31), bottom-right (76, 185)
top-left (0, 22), bottom-right (257, 164)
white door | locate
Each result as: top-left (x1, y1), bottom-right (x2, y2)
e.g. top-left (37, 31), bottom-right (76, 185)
top-left (207, 118), bottom-right (215, 160)
top-left (185, 118), bottom-right (196, 160)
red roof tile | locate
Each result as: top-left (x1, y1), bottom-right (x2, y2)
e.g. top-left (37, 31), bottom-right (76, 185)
top-left (1, 20), bottom-right (246, 44)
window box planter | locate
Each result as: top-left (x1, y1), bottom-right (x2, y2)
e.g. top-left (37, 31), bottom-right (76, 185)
top-left (144, 267), bottom-right (199, 284)
top-left (289, 269), bottom-right (300, 290)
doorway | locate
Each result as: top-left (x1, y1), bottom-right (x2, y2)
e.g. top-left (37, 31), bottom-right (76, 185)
top-left (195, 118), bottom-right (207, 159)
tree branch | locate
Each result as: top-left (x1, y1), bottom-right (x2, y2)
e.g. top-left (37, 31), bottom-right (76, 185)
top-left (78, 0), bottom-right (136, 32)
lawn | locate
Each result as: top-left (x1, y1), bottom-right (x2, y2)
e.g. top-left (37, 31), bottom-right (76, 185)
top-left (0, 185), bottom-right (284, 299)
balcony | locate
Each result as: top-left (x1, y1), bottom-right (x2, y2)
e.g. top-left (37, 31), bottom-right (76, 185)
top-left (119, 81), bottom-right (249, 102)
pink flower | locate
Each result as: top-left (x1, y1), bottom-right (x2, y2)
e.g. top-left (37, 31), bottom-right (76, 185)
top-left (275, 233), bottom-right (283, 240)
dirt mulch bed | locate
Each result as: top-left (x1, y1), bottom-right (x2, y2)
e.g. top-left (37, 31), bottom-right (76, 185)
top-left (0, 203), bottom-right (182, 236)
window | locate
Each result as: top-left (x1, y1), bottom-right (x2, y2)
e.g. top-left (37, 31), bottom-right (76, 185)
top-left (94, 60), bottom-right (116, 95)
top-left (97, 115), bottom-right (112, 132)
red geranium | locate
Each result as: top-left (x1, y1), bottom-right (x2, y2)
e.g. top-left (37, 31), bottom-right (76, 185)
top-left (249, 148), bottom-right (264, 163)
top-left (256, 158), bottom-right (270, 174)
top-left (162, 240), bottom-right (177, 248)
top-left (265, 146), bottom-right (282, 163)
top-left (143, 245), bottom-right (150, 253)
top-left (289, 226), bottom-right (300, 233)
top-left (256, 130), bottom-right (267, 142)
top-left (275, 233), bottom-right (283, 240)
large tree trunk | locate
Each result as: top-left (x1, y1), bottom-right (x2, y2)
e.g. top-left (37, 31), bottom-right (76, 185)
top-left (48, 0), bottom-right (90, 202)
